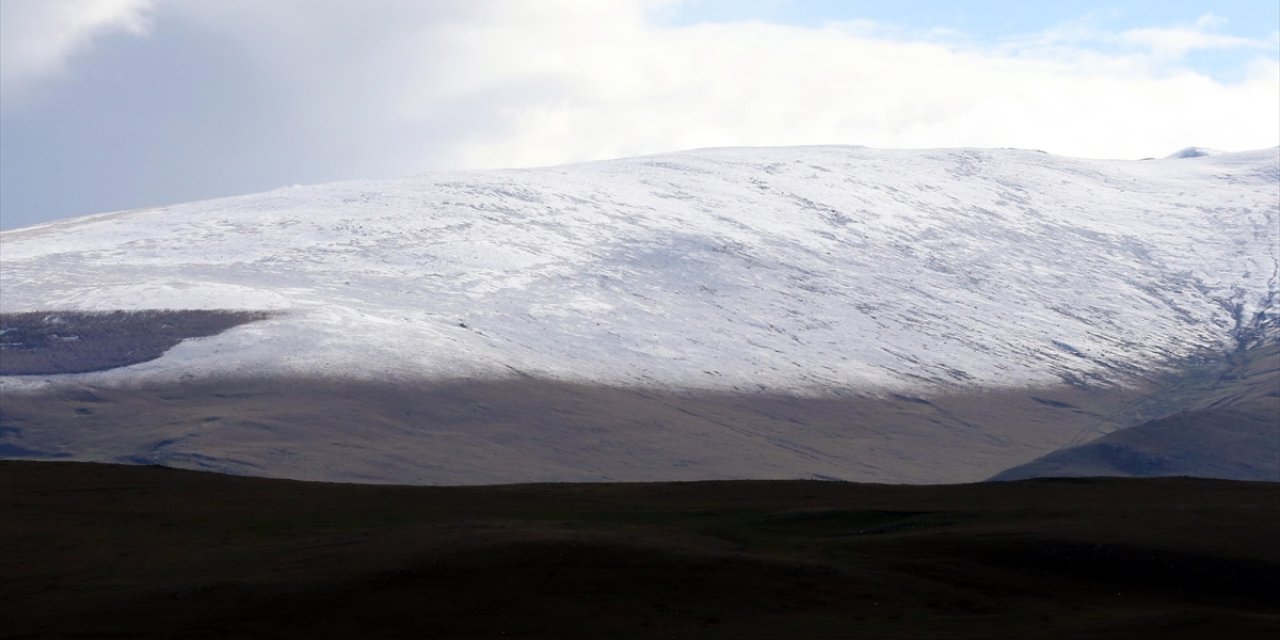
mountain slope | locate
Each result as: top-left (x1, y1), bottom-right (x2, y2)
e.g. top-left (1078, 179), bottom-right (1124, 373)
top-left (3, 146), bottom-right (1276, 392)
top-left (1, 146), bottom-right (1277, 483)
top-left (993, 341), bottom-right (1280, 481)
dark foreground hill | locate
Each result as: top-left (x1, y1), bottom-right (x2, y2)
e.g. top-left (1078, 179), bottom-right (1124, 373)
top-left (992, 341), bottom-right (1280, 481)
top-left (3, 461), bottom-right (1277, 639)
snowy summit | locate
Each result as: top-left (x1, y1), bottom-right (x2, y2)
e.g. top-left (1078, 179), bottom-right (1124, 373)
top-left (2, 146), bottom-right (1277, 396)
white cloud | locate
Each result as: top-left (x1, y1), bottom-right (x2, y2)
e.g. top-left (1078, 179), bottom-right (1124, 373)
top-left (0, 0), bottom-right (156, 103)
top-left (327, 3), bottom-right (1276, 165)
top-left (3, 0), bottom-right (1277, 182)
top-left (1001, 12), bottom-right (1276, 65)
top-left (1120, 14), bottom-right (1272, 59)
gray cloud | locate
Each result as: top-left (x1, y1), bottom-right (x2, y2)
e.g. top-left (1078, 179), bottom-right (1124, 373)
top-left (0, 0), bottom-right (155, 105)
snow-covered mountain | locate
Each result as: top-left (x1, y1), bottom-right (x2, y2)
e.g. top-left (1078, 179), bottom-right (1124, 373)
top-left (1, 146), bottom-right (1277, 483)
top-left (4, 146), bottom-right (1277, 393)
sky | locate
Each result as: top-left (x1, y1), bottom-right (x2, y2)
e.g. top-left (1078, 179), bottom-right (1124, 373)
top-left (1, 0), bottom-right (1277, 230)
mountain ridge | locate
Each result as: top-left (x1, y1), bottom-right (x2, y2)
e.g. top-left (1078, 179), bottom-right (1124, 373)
top-left (1, 145), bottom-right (1277, 483)
top-left (3, 145), bottom-right (1276, 393)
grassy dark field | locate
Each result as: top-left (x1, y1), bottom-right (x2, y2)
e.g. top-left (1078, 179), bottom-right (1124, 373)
top-left (2, 461), bottom-right (1277, 639)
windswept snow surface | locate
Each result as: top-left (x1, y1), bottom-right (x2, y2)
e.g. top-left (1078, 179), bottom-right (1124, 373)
top-left (2, 146), bottom-right (1277, 395)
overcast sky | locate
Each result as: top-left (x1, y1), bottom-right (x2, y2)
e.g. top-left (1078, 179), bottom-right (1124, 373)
top-left (1, 0), bottom-right (1277, 230)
